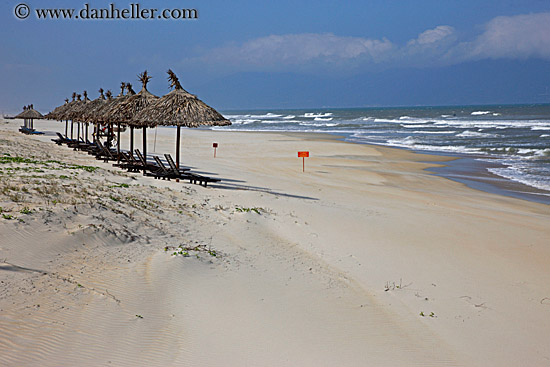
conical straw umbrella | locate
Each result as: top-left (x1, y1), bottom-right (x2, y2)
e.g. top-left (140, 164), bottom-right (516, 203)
top-left (45, 98), bottom-right (68, 121)
top-left (102, 82), bottom-right (135, 151)
top-left (79, 88), bottom-right (106, 142)
top-left (67, 91), bottom-right (91, 141)
top-left (108, 71), bottom-right (158, 163)
top-left (57, 93), bottom-right (84, 139)
top-left (47, 93), bottom-right (77, 137)
top-left (133, 69), bottom-right (231, 169)
top-left (16, 104), bottom-right (44, 131)
top-left (92, 82), bottom-right (134, 149)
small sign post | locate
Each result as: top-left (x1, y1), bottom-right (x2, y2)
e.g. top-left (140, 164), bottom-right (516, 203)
top-left (213, 142), bottom-right (218, 158)
top-left (297, 151), bottom-right (309, 172)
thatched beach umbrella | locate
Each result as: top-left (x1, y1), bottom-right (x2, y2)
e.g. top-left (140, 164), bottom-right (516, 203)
top-left (57, 93), bottom-right (85, 139)
top-left (45, 97), bottom-right (69, 121)
top-left (47, 93), bottom-right (77, 137)
top-left (91, 83), bottom-right (134, 148)
top-left (67, 91), bottom-right (91, 140)
top-left (108, 71), bottom-right (159, 161)
top-left (16, 104), bottom-right (44, 131)
top-left (78, 88), bottom-right (106, 142)
top-left (133, 69), bottom-right (230, 169)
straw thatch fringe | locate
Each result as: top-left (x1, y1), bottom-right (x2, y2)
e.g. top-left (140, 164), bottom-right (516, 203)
top-left (79, 89), bottom-right (107, 123)
top-left (107, 71), bottom-right (159, 124)
top-left (90, 83), bottom-right (132, 124)
top-left (46, 92), bottom-right (78, 120)
top-left (15, 108), bottom-right (44, 119)
top-left (66, 91), bottom-right (92, 121)
top-left (132, 69), bottom-right (230, 128)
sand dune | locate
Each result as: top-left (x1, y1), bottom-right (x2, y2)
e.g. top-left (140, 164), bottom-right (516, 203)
top-left (1, 118), bottom-right (549, 366)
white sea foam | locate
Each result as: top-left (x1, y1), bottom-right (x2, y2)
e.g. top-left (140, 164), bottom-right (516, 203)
top-left (541, 134), bottom-right (550, 137)
top-left (402, 124), bottom-right (437, 128)
top-left (456, 130), bottom-right (498, 138)
top-left (303, 112), bottom-right (333, 118)
top-left (411, 130), bottom-right (457, 134)
top-left (247, 113), bottom-right (283, 119)
top-left (489, 166), bottom-right (550, 191)
top-left (471, 111), bottom-right (491, 115)
top-left (314, 117), bottom-right (333, 121)
top-left (231, 119), bottom-right (261, 125)
top-left (299, 122), bottom-right (337, 127)
top-left (283, 115), bottom-right (296, 119)
top-left (434, 119), bottom-right (550, 130)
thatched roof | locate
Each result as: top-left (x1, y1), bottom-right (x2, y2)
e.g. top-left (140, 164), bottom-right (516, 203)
top-left (65, 91), bottom-right (92, 122)
top-left (77, 89), bottom-right (106, 123)
top-left (107, 71), bottom-right (159, 125)
top-left (16, 105), bottom-right (44, 119)
top-left (57, 93), bottom-right (84, 121)
top-left (132, 69), bottom-right (230, 128)
top-left (90, 83), bottom-right (135, 124)
top-left (46, 93), bottom-right (77, 120)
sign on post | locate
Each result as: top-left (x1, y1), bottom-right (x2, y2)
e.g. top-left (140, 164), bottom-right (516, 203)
top-left (213, 142), bottom-right (218, 158)
top-left (298, 151), bottom-right (309, 172)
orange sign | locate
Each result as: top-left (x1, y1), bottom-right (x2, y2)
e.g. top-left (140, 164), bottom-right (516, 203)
top-left (298, 151), bottom-right (309, 157)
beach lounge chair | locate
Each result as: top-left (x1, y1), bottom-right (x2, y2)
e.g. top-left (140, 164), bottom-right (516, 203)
top-left (134, 149), bottom-right (165, 176)
top-left (152, 156), bottom-right (177, 180)
top-left (164, 153), bottom-right (220, 187)
top-left (113, 151), bottom-right (142, 172)
top-left (94, 140), bottom-right (118, 162)
top-left (52, 132), bottom-right (75, 145)
top-left (51, 132), bottom-right (67, 145)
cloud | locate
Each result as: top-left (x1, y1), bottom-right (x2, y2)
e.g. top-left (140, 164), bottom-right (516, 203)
top-left (183, 12), bottom-right (550, 74)
top-left (407, 25), bottom-right (456, 47)
top-left (453, 12), bottom-right (550, 61)
top-left (196, 33), bottom-right (395, 72)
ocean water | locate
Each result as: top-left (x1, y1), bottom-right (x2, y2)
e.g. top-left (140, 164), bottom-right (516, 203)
top-left (216, 105), bottom-right (550, 203)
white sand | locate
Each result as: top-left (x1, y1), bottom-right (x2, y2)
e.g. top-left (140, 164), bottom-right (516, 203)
top-left (1, 119), bottom-right (549, 366)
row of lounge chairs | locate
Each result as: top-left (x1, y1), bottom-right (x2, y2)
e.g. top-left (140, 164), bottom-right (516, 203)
top-left (52, 132), bottom-right (220, 187)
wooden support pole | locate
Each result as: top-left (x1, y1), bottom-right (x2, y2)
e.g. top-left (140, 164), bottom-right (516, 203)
top-left (142, 127), bottom-right (147, 174)
top-left (130, 126), bottom-right (134, 155)
top-left (117, 122), bottom-right (121, 162)
top-left (176, 125), bottom-right (181, 169)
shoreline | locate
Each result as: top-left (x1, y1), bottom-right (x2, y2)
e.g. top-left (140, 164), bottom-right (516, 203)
top-left (1, 118), bottom-right (550, 366)
top-left (288, 130), bottom-right (550, 206)
top-left (223, 128), bottom-right (550, 206)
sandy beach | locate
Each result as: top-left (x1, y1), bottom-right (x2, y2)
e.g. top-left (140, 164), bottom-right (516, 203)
top-left (1, 118), bottom-right (549, 366)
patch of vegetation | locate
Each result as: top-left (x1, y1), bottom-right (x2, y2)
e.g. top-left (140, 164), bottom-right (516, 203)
top-left (2, 213), bottom-right (14, 220)
top-left (0, 156), bottom-right (41, 165)
top-left (20, 206), bottom-right (32, 214)
top-left (0, 156), bottom-right (98, 173)
top-left (109, 183), bottom-right (129, 188)
top-left (235, 206), bottom-right (262, 214)
top-left (166, 244), bottom-right (220, 258)
top-left (72, 164), bottom-right (98, 173)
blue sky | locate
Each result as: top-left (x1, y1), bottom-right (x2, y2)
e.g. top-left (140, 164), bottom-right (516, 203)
top-left (1, 0), bottom-right (549, 114)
